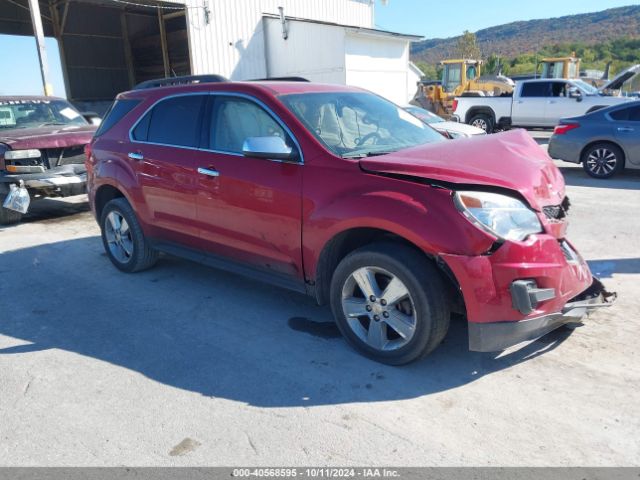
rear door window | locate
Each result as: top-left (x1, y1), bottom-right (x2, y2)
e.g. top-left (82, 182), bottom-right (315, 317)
top-left (521, 82), bottom-right (551, 98)
top-left (135, 95), bottom-right (206, 148)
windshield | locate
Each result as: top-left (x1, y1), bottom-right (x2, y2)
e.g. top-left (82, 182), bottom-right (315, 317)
top-left (572, 80), bottom-right (599, 95)
top-left (405, 106), bottom-right (444, 124)
top-left (279, 92), bottom-right (445, 158)
top-left (0, 99), bottom-right (87, 130)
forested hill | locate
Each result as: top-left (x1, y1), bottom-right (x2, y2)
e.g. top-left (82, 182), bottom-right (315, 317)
top-left (411, 5), bottom-right (640, 64)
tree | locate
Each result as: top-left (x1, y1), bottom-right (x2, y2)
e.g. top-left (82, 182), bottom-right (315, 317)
top-left (485, 54), bottom-right (502, 75)
top-left (455, 30), bottom-right (481, 59)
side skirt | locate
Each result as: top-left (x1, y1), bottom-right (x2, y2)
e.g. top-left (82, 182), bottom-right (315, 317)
top-left (149, 239), bottom-right (309, 295)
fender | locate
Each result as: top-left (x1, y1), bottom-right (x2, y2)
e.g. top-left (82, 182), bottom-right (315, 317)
top-left (302, 183), bottom-right (496, 281)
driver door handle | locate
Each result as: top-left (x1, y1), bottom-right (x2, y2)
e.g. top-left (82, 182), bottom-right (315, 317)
top-left (128, 152), bottom-right (144, 161)
top-left (198, 167), bottom-right (220, 177)
top-left (617, 127), bottom-right (634, 132)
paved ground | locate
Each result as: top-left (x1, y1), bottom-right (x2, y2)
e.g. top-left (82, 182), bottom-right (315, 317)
top-left (0, 135), bottom-right (639, 466)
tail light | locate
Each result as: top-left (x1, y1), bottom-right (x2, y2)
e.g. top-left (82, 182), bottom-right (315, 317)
top-left (554, 123), bottom-right (580, 135)
top-left (452, 99), bottom-right (459, 112)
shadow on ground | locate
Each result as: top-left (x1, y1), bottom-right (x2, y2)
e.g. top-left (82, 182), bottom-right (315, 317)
top-left (0, 237), bottom-right (575, 407)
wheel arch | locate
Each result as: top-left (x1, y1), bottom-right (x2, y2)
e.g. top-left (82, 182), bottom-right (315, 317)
top-left (312, 226), bottom-right (463, 312)
top-left (465, 107), bottom-right (496, 125)
top-left (94, 183), bottom-right (127, 221)
top-left (579, 139), bottom-right (626, 167)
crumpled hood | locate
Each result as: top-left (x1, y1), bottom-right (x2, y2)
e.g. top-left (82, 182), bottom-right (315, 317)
top-left (0, 124), bottom-right (96, 150)
top-left (359, 129), bottom-right (566, 211)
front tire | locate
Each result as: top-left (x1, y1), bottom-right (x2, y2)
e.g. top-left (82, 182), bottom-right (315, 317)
top-left (581, 142), bottom-right (624, 179)
top-left (100, 198), bottom-right (158, 273)
top-left (0, 203), bottom-right (22, 225)
top-left (330, 243), bottom-right (450, 365)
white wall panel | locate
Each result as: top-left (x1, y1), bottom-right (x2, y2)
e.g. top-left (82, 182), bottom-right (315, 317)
top-left (264, 18), bottom-right (346, 83)
top-left (345, 33), bottom-right (410, 104)
top-left (182, 0), bottom-right (373, 79)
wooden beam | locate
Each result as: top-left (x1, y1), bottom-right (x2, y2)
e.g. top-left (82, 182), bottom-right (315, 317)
top-left (48, 0), bottom-right (71, 98)
top-left (6, 0), bottom-right (52, 22)
top-left (121, 12), bottom-right (136, 88)
top-left (158, 9), bottom-right (170, 78)
top-left (60, 0), bottom-right (69, 34)
top-left (162, 10), bottom-right (185, 21)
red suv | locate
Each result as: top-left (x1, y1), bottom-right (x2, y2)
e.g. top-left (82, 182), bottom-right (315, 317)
top-left (86, 76), bottom-right (613, 365)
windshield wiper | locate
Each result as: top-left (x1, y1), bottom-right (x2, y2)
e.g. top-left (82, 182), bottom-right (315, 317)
top-left (39, 122), bottom-right (67, 126)
top-left (342, 151), bottom-right (394, 159)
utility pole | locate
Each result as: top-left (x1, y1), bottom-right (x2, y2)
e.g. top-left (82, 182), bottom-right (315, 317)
top-left (28, 0), bottom-right (53, 96)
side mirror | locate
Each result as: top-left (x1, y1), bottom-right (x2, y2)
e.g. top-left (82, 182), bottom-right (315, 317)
top-left (568, 87), bottom-right (582, 102)
top-left (242, 136), bottom-right (298, 161)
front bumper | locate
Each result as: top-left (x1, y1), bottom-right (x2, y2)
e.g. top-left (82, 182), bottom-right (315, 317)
top-left (468, 278), bottom-right (616, 352)
top-left (0, 165), bottom-right (86, 196)
top-left (440, 234), bottom-right (616, 352)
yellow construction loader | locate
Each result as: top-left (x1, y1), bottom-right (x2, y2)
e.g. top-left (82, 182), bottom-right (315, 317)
top-left (539, 53), bottom-right (581, 79)
top-left (411, 59), bottom-right (514, 118)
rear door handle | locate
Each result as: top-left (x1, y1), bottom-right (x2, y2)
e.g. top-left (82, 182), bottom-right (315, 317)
top-left (198, 167), bottom-right (220, 177)
top-left (617, 127), bottom-right (634, 132)
top-left (128, 152), bottom-right (144, 161)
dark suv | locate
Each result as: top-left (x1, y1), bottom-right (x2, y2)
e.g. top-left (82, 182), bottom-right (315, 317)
top-left (86, 76), bottom-right (613, 365)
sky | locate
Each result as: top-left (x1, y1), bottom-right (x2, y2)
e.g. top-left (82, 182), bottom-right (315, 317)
top-left (0, 0), bottom-right (638, 97)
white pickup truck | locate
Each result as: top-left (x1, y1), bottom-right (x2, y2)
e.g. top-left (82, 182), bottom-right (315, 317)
top-left (452, 77), bottom-right (635, 133)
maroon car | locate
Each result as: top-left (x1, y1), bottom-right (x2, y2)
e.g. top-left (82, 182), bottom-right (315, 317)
top-left (86, 77), bottom-right (614, 364)
top-left (0, 96), bottom-right (96, 224)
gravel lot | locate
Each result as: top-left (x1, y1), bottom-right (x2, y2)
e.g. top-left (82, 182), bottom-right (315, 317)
top-left (0, 134), bottom-right (639, 466)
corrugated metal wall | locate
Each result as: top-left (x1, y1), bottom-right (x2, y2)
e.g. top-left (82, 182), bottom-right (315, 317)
top-left (181, 0), bottom-right (373, 79)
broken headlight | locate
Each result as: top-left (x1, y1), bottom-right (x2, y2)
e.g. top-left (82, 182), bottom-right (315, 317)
top-left (454, 191), bottom-right (543, 242)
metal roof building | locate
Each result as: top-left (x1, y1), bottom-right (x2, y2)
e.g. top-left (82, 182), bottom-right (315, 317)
top-left (0, 0), bottom-right (422, 109)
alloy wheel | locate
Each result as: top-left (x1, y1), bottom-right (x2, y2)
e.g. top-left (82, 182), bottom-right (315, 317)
top-left (341, 266), bottom-right (417, 351)
top-left (471, 118), bottom-right (488, 132)
top-left (104, 211), bottom-right (134, 264)
top-left (586, 148), bottom-right (618, 177)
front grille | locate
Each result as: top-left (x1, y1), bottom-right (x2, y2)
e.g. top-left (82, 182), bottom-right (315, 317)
top-left (543, 196), bottom-right (571, 221)
top-left (42, 146), bottom-right (86, 169)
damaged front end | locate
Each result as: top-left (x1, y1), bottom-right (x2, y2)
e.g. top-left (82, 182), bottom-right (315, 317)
top-left (468, 278), bottom-right (617, 353)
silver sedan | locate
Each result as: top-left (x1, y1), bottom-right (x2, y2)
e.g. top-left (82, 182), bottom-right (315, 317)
top-left (404, 105), bottom-right (486, 139)
top-left (548, 101), bottom-right (640, 179)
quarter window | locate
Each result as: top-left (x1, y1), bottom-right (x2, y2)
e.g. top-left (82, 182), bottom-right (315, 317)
top-left (210, 97), bottom-right (288, 154)
top-left (96, 99), bottom-right (139, 137)
top-left (610, 106), bottom-right (640, 122)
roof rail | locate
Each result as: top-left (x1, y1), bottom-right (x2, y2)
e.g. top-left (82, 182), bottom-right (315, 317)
top-left (249, 76), bottom-right (310, 82)
top-left (133, 74), bottom-right (228, 90)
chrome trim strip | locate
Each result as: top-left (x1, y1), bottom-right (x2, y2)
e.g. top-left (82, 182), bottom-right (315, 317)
top-left (197, 167), bottom-right (220, 177)
top-left (127, 91), bottom-right (304, 165)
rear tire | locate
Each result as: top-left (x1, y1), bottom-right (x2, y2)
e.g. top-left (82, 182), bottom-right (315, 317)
top-left (100, 198), bottom-right (158, 273)
top-left (468, 113), bottom-right (494, 133)
top-left (581, 142), bottom-right (624, 179)
top-left (330, 243), bottom-right (450, 365)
